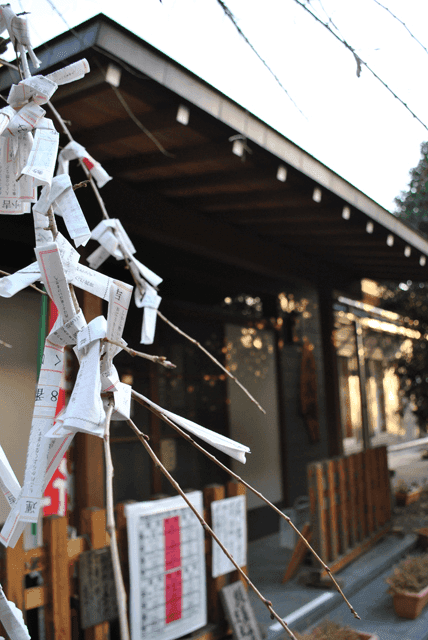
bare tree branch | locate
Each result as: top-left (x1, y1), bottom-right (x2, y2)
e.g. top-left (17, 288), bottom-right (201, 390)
top-left (104, 398), bottom-right (131, 640)
top-left (131, 388), bottom-right (360, 620)
top-left (157, 310), bottom-right (266, 414)
top-left (127, 416), bottom-right (299, 640)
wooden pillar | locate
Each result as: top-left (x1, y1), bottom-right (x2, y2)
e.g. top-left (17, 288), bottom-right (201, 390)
top-left (43, 516), bottom-right (71, 640)
top-left (203, 484), bottom-right (226, 624)
top-left (318, 283), bottom-right (343, 457)
top-left (81, 508), bottom-right (109, 640)
top-left (0, 533), bottom-right (25, 638)
top-left (354, 319), bottom-right (371, 450)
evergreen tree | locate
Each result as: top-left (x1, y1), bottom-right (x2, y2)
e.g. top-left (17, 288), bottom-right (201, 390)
top-left (382, 141), bottom-right (428, 431)
top-left (395, 141), bottom-right (428, 235)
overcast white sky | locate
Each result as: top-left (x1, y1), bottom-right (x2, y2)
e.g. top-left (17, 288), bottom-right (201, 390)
top-left (4, 0), bottom-right (428, 212)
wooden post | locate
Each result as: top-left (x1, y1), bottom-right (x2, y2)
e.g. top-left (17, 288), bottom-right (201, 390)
top-left (0, 532), bottom-right (25, 637)
top-left (44, 515), bottom-right (71, 640)
top-left (203, 484), bottom-right (226, 624)
top-left (226, 481), bottom-right (248, 587)
top-left (81, 508), bottom-right (109, 640)
top-left (115, 501), bottom-right (135, 600)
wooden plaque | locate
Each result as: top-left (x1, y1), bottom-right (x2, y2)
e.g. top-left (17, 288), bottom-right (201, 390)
top-left (79, 547), bottom-right (118, 629)
top-left (220, 581), bottom-right (262, 640)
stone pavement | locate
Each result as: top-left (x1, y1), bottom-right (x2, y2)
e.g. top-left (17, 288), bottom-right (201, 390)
top-left (247, 477), bottom-right (428, 640)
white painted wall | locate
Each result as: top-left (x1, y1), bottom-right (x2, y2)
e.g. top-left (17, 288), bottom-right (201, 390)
top-left (0, 290), bottom-right (40, 522)
top-left (225, 324), bottom-right (283, 509)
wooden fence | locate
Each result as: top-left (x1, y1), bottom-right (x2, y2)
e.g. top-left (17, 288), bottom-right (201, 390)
top-left (0, 481), bottom-right (246, 640)
top-left (307, 445), bottom-right (391, 576)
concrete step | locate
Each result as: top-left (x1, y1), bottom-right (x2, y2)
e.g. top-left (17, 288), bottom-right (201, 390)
top-left (247, 531), bottom-right (418, 639)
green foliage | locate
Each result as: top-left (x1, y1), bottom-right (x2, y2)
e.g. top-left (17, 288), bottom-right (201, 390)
top-left (395, 141), bottom-right (428, 235)
top-left (382, 142), bottom-right (428, 431)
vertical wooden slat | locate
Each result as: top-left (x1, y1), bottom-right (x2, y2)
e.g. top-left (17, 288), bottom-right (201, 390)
top-left (347, 455), bottom-right (358, 547)
top-left (354, 452), bottom-right (366, 540)
top-left (337, 458), bottom-right (349, 555)
top-left (2, 532), bottom-right (25, 639)
top-left (314, 463), bottom-right (328, 562)
top-left (81, 508), bottom-right (109, 640)
top-left (325, 460), bottom-right (339, 561)
top-left (307, 464), bottom-right (319, 553)
top-left (44, 516), bottom-right (71, 640)
top-left (380, 446), bottom-right (392, 522)
top-left (372, 447), bottom-right (382, 528)
top-left (364, 449), bottom-right (374, 535)
top-left (226, 481), bottom-right (248, 587)
top-left (203, 484), bottom-right (226, 624)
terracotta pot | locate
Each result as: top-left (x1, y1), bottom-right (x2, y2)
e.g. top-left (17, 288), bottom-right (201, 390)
top-left (395, 488), bottom-right (421, 506)
top-left (392, 584), bottom-right (428, 619)
top-left (357, 633), bottom-right (378, 640)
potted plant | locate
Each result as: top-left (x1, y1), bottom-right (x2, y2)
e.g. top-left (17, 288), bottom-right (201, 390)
top-left (395, 479), bottom-right (421, 506)
top-left (386, 555), bottom-right (428, 619)
top-left (294, 620), bottom-right (378, 640)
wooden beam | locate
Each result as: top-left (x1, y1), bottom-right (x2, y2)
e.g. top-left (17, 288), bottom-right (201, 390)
top-left (102, 141), bottom-right (246, 177)
top-left (71, 105), bottom-right (180, 148)
top-left (99, 179), bottom-right (359, 288)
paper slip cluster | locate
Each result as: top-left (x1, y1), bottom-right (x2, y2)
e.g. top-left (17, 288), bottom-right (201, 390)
top-left (88, 218), bottom-right (163, 344)
top-left (0, 4), bottom-right (250, 554)
top-left (0, 54), bottom-right (91, 214)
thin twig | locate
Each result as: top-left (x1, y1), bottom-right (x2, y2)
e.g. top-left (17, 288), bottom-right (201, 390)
top-left (103, 337), bottom-right (176, 369)
top-left (293, 0), bottom-right (428, 132)
top-left (73, 179), bottom-right (90, 191)
top-left (131, 388), bottom-right (360, 620)
top-left (46, 100), bottom-right (110, 220)
top-left (127, 417), bottom-right (298, 640)
top-left (216, 0), bottom-right (306, 119)
top-left (110, 85), bottom-right (175, 158)
top-left (0, 269), bottom-right (48, 296)
top-left (104, 399), bottom-right (131, 640)
top-left (157, 310), bottom-right (266, 414)
top-left (371, 0), bottom-right (428, 58)
top-left (45, 205), bottom-right (58, 239)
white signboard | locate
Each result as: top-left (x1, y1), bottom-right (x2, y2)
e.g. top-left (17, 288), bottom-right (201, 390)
top-left (125, 492), bottom-right (207, 640)
top-left (211, 495), bottom-right (247, 578)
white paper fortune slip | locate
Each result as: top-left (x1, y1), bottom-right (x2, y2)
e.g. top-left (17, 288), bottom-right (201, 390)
top-left (71, 263), bottom-right (112, 301)
top-left (101, 281), bottom-right (132, 392)
top-left (20, 127), bottom-right (59, 187)
top-left (0, 262), bottom-right (40, 297)
top-left (7, 76), bottom-right (57, 109)
top-left (3, 102), bottom-right (45, 136)
top-left (34, 174), bottom-right (90, 247)
top-left (46, 58), bottom-right (90, 85)
top-left (0, 585), bottom-right (30, 640)
top-left (137, 394), bottom-right (250, 463)
top-left (57, 140), bottom-right (112, 188)
top-left (54, 316), bottom-right (107, 438)
top-left (140, 285), bottom-right (162, 345)
top-left (211, 495), bottom-right (247, 578)
top-left (35, 242), bottom-right (76, 321)
top-left (0, 446), bottom-right (21, 507)
top-left (0, 333), bottom-right (66, 540)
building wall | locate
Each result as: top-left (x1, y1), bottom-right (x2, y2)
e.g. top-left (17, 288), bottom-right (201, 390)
top-left (0, 289), bottom-right (40, 523)
top-left (278, 283), bottom-right (330, 506)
